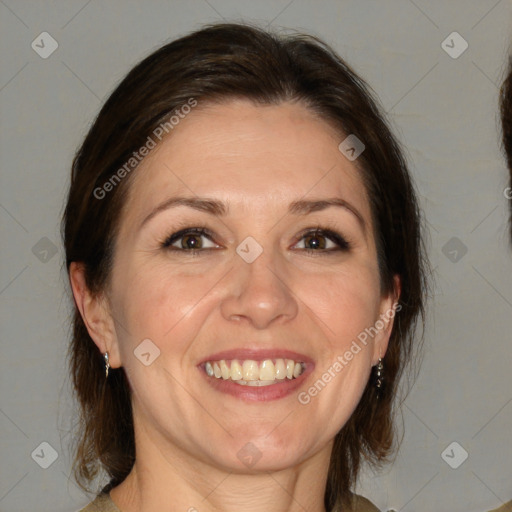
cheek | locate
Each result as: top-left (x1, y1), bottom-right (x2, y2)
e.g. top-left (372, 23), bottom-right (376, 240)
top-left (113, 259), bottom-right (223, 353)
top-left (298, 264), bottom-right (382, 347)
top-left (292, 268), bottom-right (381, 440)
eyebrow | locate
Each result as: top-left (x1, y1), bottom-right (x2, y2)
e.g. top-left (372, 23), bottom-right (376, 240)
top-left (289, 198), bottom-right (365, 232)
top-left (140, 196), bottom-right (366, 232)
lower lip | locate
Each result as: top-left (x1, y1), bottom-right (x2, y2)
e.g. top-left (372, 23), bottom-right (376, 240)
top-left (199, 365), bottom-right (313, 402)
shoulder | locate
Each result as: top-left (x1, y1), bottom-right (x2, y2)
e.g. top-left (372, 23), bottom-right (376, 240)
top-left (350, 494), bottom-right (381, 512)
top-left (332, 493), bottom-right (381, 512)
top-left (487, 501), bottom-right (512, 512)
top-left (77, 493), bottom-right (121, 512)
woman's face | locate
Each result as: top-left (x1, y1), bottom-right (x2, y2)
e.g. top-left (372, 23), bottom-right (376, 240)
top-left (101, 99), bottom-right (396, 473)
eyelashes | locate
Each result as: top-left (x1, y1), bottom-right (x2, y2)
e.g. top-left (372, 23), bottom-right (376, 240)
top-left (161, 225), bottom-right (351, 256)
top-left (162, 226), bottom-right (217, 252)
top-left (296, 227), bottom-right (350, 252)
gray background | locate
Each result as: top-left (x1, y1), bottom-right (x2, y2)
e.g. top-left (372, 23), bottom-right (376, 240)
top-left (1, 1), bottom-right (511, 511)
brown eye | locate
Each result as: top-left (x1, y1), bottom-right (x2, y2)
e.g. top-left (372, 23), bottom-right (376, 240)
top-left (303, 233), bottom-right (328, 250)
top-left (181, 233), bottom-right (203, 249)
top-left (162, 228), bottom-right (218, 251)
top-left (294, 228), bottom-right (350, 253)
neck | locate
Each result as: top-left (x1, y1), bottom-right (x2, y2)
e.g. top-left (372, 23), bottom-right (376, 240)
top-left (109, 421), bottom-right (332, 512)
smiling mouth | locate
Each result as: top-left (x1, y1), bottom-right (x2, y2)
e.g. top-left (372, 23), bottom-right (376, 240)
top-left (204, 358), bottom-right (306, 386)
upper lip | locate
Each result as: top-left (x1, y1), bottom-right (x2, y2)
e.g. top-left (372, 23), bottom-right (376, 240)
top-left (199, 348), bottom-right (314, 365)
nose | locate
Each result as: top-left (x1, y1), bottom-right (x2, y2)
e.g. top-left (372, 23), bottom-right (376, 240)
top-left (220, 247), bottom-right (299, 329)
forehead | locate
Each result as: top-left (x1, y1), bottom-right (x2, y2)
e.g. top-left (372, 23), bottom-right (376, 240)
top-left (122, 99), bottom-right (372, 227)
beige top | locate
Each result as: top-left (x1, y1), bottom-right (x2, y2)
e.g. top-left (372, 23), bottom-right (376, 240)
top-left (488, 502), bottom-right (512, 512)
top-left (79, 492), bottom-right (381, 511)
top-left (79, 492), bottom-right (512, 512)
top-left (79, 494), bottom-right (120, 512)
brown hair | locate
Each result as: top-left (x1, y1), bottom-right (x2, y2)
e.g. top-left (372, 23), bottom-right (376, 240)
top-left (500, 56), bottom-right (512, 241)
top-left (62, 22), bottom-right (427, 510)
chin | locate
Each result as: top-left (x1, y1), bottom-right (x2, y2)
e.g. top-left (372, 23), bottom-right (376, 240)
top-left (211, 435), bottom-right (314, 474)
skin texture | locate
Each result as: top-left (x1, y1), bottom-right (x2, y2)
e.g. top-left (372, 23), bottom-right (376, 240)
top-left (70, 100), bottom-right (399, 512)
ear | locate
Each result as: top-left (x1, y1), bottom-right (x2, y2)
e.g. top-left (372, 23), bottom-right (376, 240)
top-left (372, 274), bottom-right (401, 365)
top-left (69, 262), bottom-right (122, 368)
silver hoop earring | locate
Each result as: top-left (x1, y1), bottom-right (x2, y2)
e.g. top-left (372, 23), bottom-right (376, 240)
top-left (104, 352), bottom-right (110, 379)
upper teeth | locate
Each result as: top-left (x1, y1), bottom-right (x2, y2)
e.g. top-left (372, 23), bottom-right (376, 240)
top-left (205, 359), bottom-right (305, 382)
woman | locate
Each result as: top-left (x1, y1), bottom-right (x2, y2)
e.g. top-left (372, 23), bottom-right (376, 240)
top-left (500, 56), bottom-right (512, 241)
top-left (63, 23), bottom-right (426, 512)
